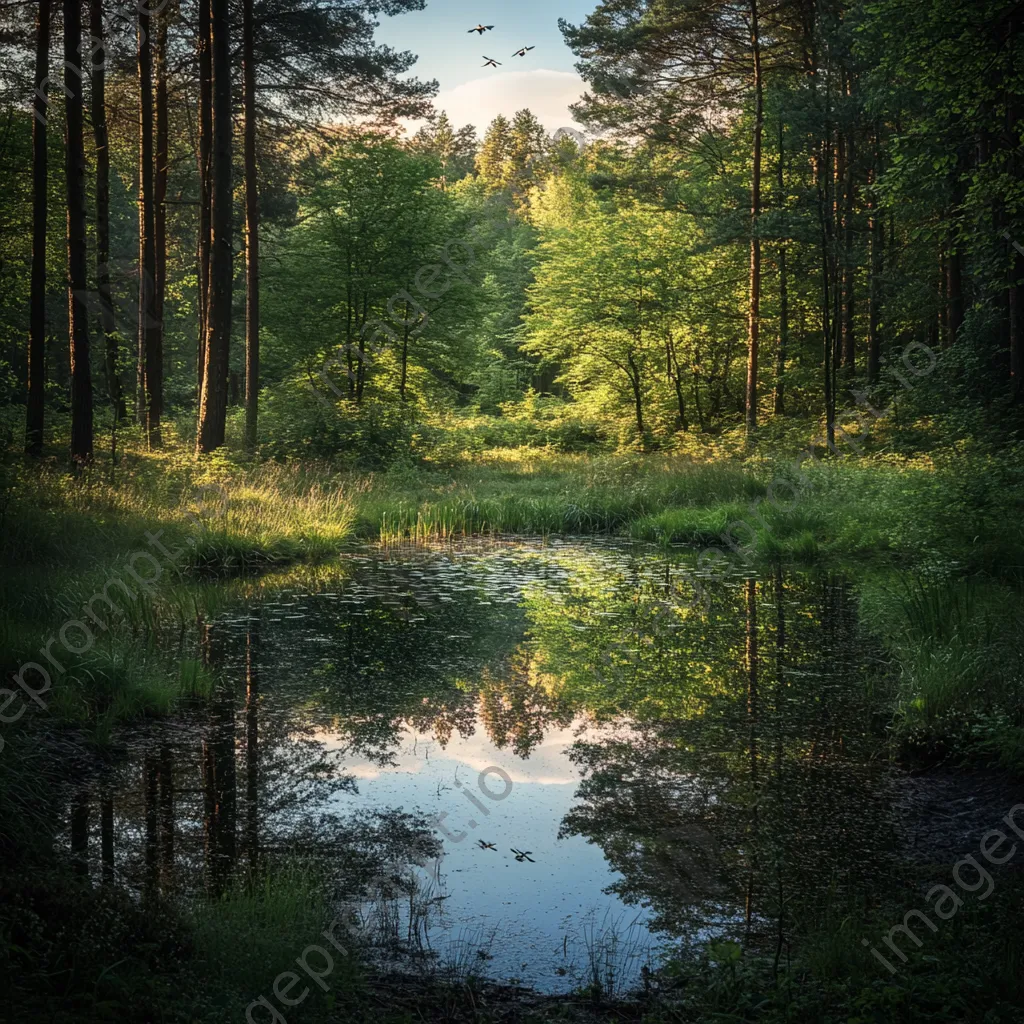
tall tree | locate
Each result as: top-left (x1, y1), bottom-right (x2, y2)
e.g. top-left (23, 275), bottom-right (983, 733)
top-left (411, 110), bottom-right (477, 189)
top-left (196, 0), bottom-right (232, 453)
top-left (242, 0), bottom-right (259, 452)
top-left (866, 131), bottom-right (883, 383)
top-left (774, 117), bottom-right (788, 415)
top-left (840, 87), bottom-right (857, 371)
top-left (745, 0), bottom-right (763, 437)
top-left (90, 0), bottom-right (123, 419)
top-left (138, 0), bottom-right (160, 445)
top-left (196, 0), bottom-right (213, 404)
top-left (25, 0), bottom-right (48, 455)
top-left (476, 114), bottom-right (511, 189)
top-left (507, 108), bottom-right (549, 206)
top-left (65, 0), bottom-right (93, 464)
top-left (153, 0), bottom-right (172, 441)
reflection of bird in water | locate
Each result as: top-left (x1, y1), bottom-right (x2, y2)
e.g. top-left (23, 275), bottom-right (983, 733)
top-left (510, 847), bottom-right (534, 862)
top-left (511, 46), bottom-right (535, 57)
top-left (476, 840), bottom-right (496, 850)
top-left (468, 23), bottom-right (494, 34)
top-left (481, 56), bottom-right (501, 67)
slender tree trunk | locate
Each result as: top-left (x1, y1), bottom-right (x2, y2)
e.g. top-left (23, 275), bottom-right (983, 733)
top-left (817, 145), bottom-right (836, 451)
top-left (196, 0), bottom-right (232, 453)
top-left (26, 0), bottom-right (49, 456)
top-left (745, 0), bottom-right (763, 439)
top-left (243, 0), bottom-right (260, 451)
top-left (355, 293), bottom-right (367, 403)
top-left (832, 127), bottom-right (844, 373)
top-left (937, 239), bottom-right (947, 345)
top-left (90, 0), bottom-right (124, 421)
top-left (151, 0), bottom-right (171, 447)
top-left (947, 237), bottom-right (964, 346)
top-left (400, 319), bottom-right (410, 400)
top-left (774, 118), bottom-right (787, 416)
top-left (196, 0), bottom-right (212, 405)
top-left (66, 0), bottom-right (93, 465)
top-left (627, 350), bottom-right (644, 438)
top-left (841, 124), bottom-right (856, 371)
top-left (867, 134), bottom-right (883, 383)
top-left (667, 330), bottom-right (688, 430)
top-left (137, 6), bottom-right (159, 443)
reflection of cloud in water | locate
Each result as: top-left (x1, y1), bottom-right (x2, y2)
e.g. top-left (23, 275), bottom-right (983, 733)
top-left (319, 721), bottom-right (602, 786)
top-left (321, 715), bottom-right (652, 992)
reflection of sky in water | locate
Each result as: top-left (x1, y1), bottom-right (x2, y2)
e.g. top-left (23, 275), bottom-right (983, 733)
top-left (322, 716), bottom-right (656, 990)
top-left (61, 540), bottom-right (891, 998)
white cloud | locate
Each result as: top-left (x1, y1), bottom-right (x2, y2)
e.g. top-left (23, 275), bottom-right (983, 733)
top-left (408, 68), bottom-right (588, 136)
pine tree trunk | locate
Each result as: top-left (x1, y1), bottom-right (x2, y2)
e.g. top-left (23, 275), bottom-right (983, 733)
top-left (137, 6), bottom-right (159, 443)
top-left (196, 0), bottom-right (232, 453)
top-left (26, 0), bottom-right (48, 456)
top-left (243, 0), bottom-right (260, 452)
top-left (938, 240), bottom-right (948, 345)
top-left (815, 99), bottom-right (836, 452)
top-left (841, 128), bottom-right (856, 371)
top-left (745, 0), bottom-right (763, 439)
top-left (832, 129), bottom-right (844, 374)
top-left (947, 243), bottom-right (964, 346)
top-left (400, 319), bottom-right (410, 401)
top-left (627, 351), bottom-right (644, 438)
top-left (90, 0), bottom-right (124, 420)
top-left (196, 0), bottom-right (213, 404)
top-left (867, 134), bottom-right (883, 383)
top-left (774, 118), bottom-right (787, 416)
top-left (151, 0), bottom-right (171, 447)
top-left (66, 0), bottom-right (93, 465)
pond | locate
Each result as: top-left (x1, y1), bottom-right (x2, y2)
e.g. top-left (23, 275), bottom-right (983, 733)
top-left (58, 539), bottom-right (903, 994)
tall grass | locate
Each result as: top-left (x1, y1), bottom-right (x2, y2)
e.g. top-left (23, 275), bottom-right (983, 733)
top-left (861, 575), bottom-right (1024, 767)
top-left (0, 445), bottom-right (355, 742)
top-left (189, 862), bottom-right (355, 1013)
top-left (367, 451), bottom-right (766, 542)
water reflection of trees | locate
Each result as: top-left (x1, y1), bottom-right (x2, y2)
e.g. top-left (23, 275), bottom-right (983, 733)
top-left (527, 563), bottom-right (901, 943)
top-left (57, 550), bottom-right (902, 950)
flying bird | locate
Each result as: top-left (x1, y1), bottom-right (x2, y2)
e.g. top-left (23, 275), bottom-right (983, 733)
top-left (468, 24), bottom-right (494, 34)
top-left (476, 840), bottom-right (496, 850)
top-left (510, 847), bottom-right (535, 863)
top-left (511, 46), bottom-right (535, 57)
top-left (481, 56), bottom-right (502, 68)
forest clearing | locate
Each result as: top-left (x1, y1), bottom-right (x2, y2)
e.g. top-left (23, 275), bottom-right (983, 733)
top-left (1, 0), bottom-right (1024, 1021)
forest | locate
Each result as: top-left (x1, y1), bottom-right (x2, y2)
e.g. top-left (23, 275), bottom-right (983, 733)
top-left (1, 0), bottom-right (1024, 1021)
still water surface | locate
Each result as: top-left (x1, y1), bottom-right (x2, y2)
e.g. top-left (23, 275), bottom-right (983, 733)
top-left (62, 540), bottom-right (900, 993)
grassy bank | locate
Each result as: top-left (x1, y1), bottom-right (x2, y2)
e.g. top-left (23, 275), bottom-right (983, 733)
top-left (4, 433), bottom-right (1024, 761)
top-left (0, 435), bottom-right (354, 742)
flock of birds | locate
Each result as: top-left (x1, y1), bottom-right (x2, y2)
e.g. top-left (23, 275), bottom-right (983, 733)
top-left (468, 24), bottom-right (535, 68)
top-left (476, 839), bottom-right (535, 862)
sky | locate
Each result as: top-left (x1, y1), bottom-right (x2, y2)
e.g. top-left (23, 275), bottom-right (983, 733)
top-left (373, 0), bottom-right (598, 135)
